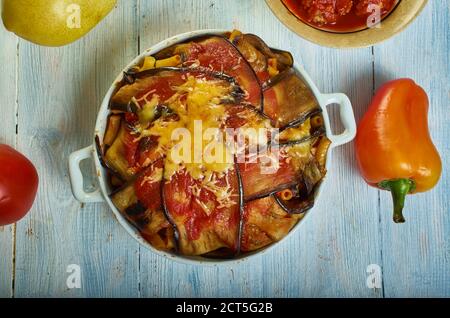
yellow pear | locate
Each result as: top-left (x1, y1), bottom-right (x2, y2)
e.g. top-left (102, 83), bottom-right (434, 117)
top-left (1, 0), bottom-right (117, 46)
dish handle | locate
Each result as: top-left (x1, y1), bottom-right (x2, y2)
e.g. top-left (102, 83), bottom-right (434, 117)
top-left (319, 93), bottom-right (357, 147)
top-left (68, 145), bottom-right (104, 203)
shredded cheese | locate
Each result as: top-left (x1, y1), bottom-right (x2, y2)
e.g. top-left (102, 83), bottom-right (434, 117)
top-left (140, 167), bottom-right (163, 186)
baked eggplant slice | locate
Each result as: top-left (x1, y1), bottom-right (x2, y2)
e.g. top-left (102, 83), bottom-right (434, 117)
top-left (103, 122), bottom-right (136, 180)
top-left (239, 125), bottom-right (327, 203)
top-left (168, 36), bottom-right (263, 109)
top-left (95, 134), bottom-right (124, 183)
top-left (238, 149), bottom-right (298, 202)
top-left (240, 195), bottom-right (303, 252)
top-left (103, 115), bottom-right (122, 148)
top-left (110, 159), bottom-right (175, 251)
top-left (231, 33), bottom-right (268, 77)
top-left (126, 66), bottom-right (247, 104)
top-left (110, 70), bottom-right (185, 110)
top-left (231, 32), bottom-right (293, 82)
top-left (261, 68), bottom-right (295, 90)
top-left (279, 125), bottom-right (326, 146)
top-left (274, 183), bottom-right (315, 215)
top-left (223, 103), bottom-right (272, 132)
top-left (274, 157), bottom-right (325, 214)
top-left (240, 34), bottom-right (294, 70)
top-left (162, 166), bottom-right (241, 256)
top-left (263, 71), bottom-right (320, 128)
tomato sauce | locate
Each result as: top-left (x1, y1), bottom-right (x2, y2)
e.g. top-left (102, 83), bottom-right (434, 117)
top-left (184, 37), bottom-right (262, 108)
top-left (282, 0), bottom-right (398, 33)
top-left (163, 168), bottom-right (240, 245)
top-left (135, 73), bottom-right (184, 102)
top-left (134, 159), bottom-right (164, 210)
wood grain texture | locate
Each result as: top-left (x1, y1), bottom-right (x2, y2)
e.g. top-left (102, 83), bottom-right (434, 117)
top-left (13, 0), bottom-right (141, 297)
top-left (0, 19), bottom-right (16, 297)
top-left (137, 0), bottom-right (381, 298)
top-left (374, 2), bottom-right (450, 297)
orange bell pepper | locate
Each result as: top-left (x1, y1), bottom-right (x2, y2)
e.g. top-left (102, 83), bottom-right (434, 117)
top-left (355, 79), bottom-right (442, 223)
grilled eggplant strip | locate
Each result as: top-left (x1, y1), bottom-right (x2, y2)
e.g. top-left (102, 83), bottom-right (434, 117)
top-left (302, 159), bottom-right (325, 194)
top-left (103, 114), bottom-right (122, 148)
top-left (274, 192), bottom-right (315, 215)
top-left (179, 35), bottom-right (264, 109)
top-left (238, 152), bottom-right (298, 203)
top-left (239, 122), bottom-right (325, 203)
top-left (263, 71), bottom-right (320, 128)
top-left (113, 66), bottom-right (247, 111)
top-left (109, 99), bottom-right (139, 113)
top-left (95, 135), bottom-right (125, 182)
top-left (109, 160), bottom-right (176, 252)
top-left (235, 162), bottom-right (245, 256)
top-left (102, 123), bottom-right (136, 180)
top-left (235, 33), bottom-right (294, 70)
top-left (231, 33), bottom-right (269, 75)
top-left (111, 189), bottom-right (174, 251)
top-left (279, 126), bottom-right (326, 146)
top-left (274, 159), bottom-right (325, 214)
top-left (110, 70), bottom-right (185, 110)
top-left (128, 66), bottom-right (246, 102)
top-left (162, 166), bottom-right (241, 256)
top-left (315, 136), bottom-right (332, 169)
top-left (280, 108), bottom-right (323, 132)
top-left (261, 68), bottom-right (295, 91)
top-left (152, 33), bottom-right (225, 60)
top-left (240, 195), bottom-right (302, 252)
top-left (107, 156), bottom-right (163, 196)
top-left (160, 168), bottom-right (181, 254)
top-left (244, 182), bottom-right (298, 203)
top-left (148, 33), bottom-right (264, 107)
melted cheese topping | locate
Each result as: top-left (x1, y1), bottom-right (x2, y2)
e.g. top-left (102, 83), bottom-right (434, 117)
top-left (137, 75), bottom-right (235, 182)
top-left (140, 167), bottom-right (163, 186)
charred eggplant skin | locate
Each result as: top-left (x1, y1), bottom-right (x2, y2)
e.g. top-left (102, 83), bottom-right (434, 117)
top-left (232, 33), bottom-right (294, 70)
top-left (274, 193), bottom-right (315, 214)
top-left (235, 162), bottom-right (245, 256)
top-left (95, 135), bottom-right (124, 182)
top-left (109, 99), bottom-right (139, 113)
top-left (160, 166), bottom-right (181, 253)
top-left (280, 109), bottom-right (323, 132)
top-left (115, 66), bottom-right (247, 108)
top-left (274, 158), bottom-right (325, 215)
top-left (125, 201), bottom-right (147, 216)
top-left (278, 126), bottom-right (326, 146)
top-left (261, 68), bottom-right (295, 91)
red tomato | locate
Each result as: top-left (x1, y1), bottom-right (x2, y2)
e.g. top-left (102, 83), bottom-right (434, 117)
top-left (0, 144), bottom-right (38, 225)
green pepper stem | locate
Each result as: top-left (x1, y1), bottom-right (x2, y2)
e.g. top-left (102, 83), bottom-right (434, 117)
top-left (378, 179), bottom-right (415, 223)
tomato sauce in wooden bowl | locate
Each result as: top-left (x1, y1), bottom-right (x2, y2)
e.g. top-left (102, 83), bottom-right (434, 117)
top-left (282, 0), bottom-right (399, 33)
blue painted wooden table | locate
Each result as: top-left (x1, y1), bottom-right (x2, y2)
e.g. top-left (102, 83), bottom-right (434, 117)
top-left (0, 0), bottom-right (448, 298)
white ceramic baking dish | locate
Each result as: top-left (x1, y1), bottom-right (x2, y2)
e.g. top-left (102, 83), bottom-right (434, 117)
top-left (68, 29), bottom-right (356, 265)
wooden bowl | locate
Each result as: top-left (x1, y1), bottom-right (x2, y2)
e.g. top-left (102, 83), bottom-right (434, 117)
top-left (266, 0), bottom-right (428, 48)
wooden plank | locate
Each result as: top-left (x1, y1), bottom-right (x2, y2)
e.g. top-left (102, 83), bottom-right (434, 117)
top-left (138, 0), bottom-right (382, 297)
top-left (13, 1), bottom-right (141, 297)
top-left (0, 18), bottom-right (17, 298)
top-left (374, 2), bottom-right (450, 297)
